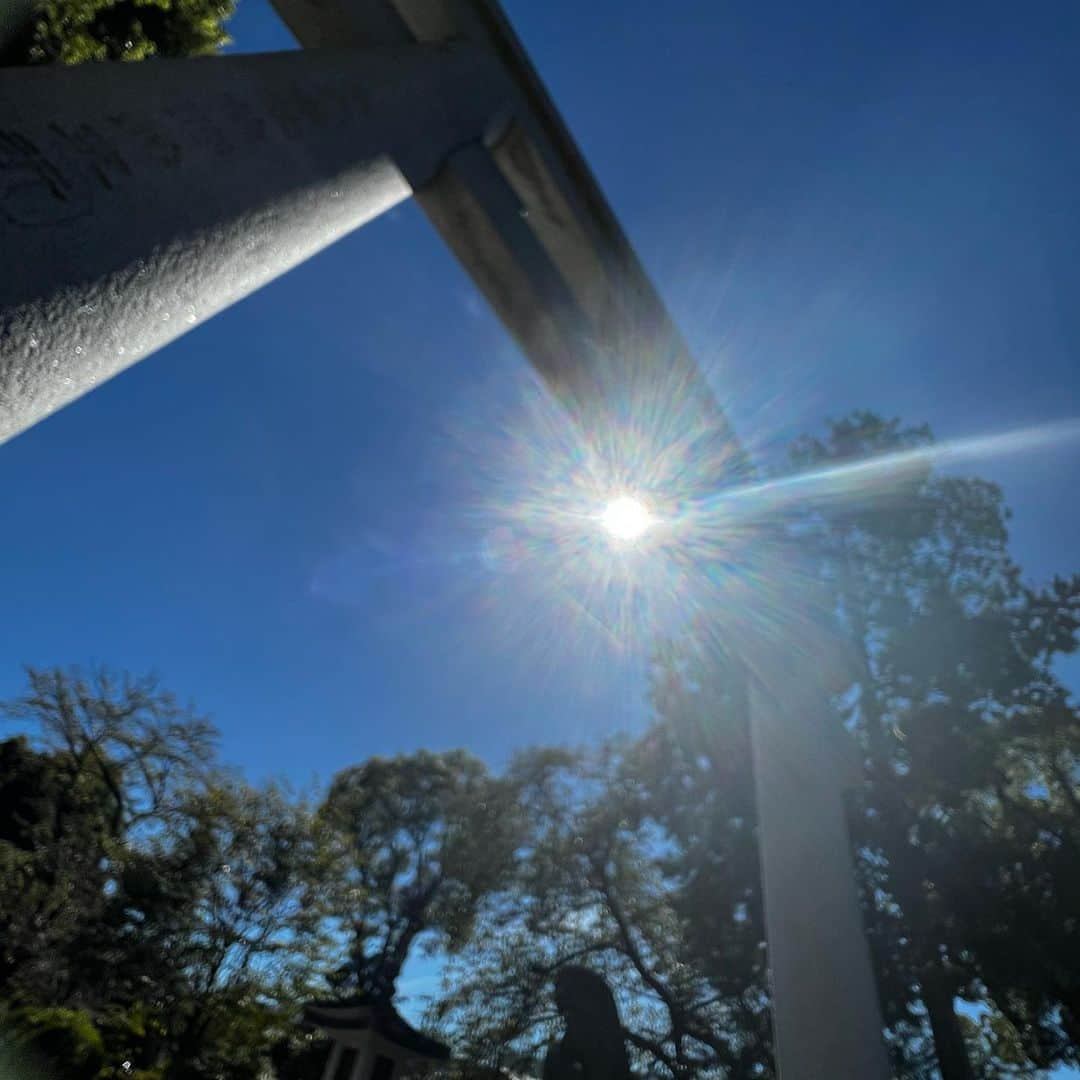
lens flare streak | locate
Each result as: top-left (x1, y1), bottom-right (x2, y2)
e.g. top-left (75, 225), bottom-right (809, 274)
top-left (687, 418), bottom-right (1080, 528)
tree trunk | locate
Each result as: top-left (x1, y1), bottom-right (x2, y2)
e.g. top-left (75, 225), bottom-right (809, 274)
top-left (921, 964), bottom-right (974, 1080)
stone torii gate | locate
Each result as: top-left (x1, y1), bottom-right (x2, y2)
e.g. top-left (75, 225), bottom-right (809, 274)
top-left (0, 2), bottom-right (890, 1075)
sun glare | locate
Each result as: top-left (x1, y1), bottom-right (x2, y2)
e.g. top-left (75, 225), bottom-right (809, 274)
top-left (600, 495), bottom-right (653, 542)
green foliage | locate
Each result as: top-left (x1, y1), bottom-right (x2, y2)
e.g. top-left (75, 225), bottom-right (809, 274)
top-left (3, 0), bottom-right (233, 65)
top-left (788, 412), bottom-right (1080, 1077)
top-left (433, 733), bottom-right (772, 1079)
top-left (0, 667), bottom-right (325, 1079)
top-left (4, 1004), bottom-right (105, 1079)
top-left (317, 749), bottom-right (524, 1003)
top-left (6, 665), bottom-right (217, 830)
top-left (0, 733), bottom-right (118, 1005)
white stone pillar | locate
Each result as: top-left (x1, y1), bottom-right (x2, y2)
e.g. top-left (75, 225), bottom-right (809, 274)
top-left (745, 562), bottom-right (890, 1079)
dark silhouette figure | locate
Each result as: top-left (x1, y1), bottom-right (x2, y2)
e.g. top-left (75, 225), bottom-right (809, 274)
top-left (543, 967), bottom-right (631, 1080)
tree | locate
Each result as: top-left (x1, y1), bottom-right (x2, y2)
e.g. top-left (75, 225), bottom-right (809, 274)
top-left (5, 665), bottom-right (216, 834)
top-left (436, 412), bottom-right (1080, 1080)
top-left (434, 737), bottom-right (772, 1080)
top-left (0, 666), bottom-right (323, 1079)
top-left (98, 779), bottom-right (324, 1077)
top-left (1, 0), bottom-right (233, 66)
top-left (317, 749), bottom-right (524, 1004)
top-left (0, 663), bottom-right (215, 1010)
top-left (1, 1004), bottom-right (106, 1080)
top-left (634, 637), bottom-right (770, 1071)
top-left (786, 413), bottom-right (1080, 1077)
top-left (0, 734), bottom-right (117, 1006)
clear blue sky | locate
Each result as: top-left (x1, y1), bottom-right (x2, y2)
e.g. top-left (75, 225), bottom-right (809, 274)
top-left (2, 0), bottom-right (1078, 792)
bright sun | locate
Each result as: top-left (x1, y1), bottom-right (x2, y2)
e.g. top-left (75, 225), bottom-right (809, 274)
top-left (600, 495), bottom-right (653, 542)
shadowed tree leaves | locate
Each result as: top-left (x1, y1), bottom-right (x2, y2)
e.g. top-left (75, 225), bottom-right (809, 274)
top-left (0, 734), bottom-right (116, 1006)
top-left (791, 413), bottom-right (1080, 1078)
top-left (0, 667), bottom-right (323, 1079)
top-left (1, 0), bottom-right (233, 66)
top-left (433, 734), bottom-right (772, 1080)
top-left (317, 749), bottom-right (524, 1004)
top-left (433, 412), bottom-right (1079, 1080)
top-left (5, 665), bottom-right (216, 834)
